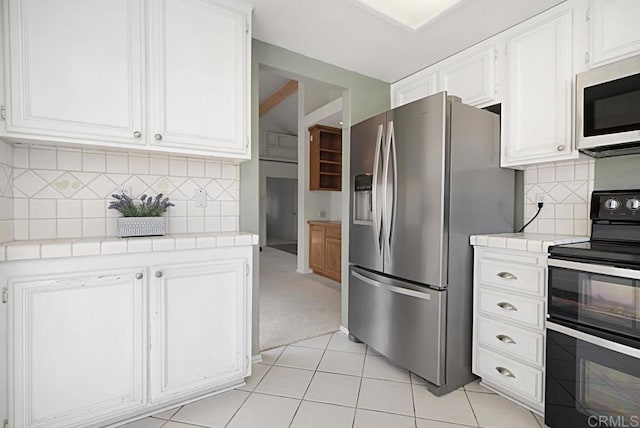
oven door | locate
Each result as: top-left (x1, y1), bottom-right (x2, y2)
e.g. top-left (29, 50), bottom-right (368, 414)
top-left (546, 321), bottom-right (640, 428)
top-left (548, 259), bottom-right (640, 340)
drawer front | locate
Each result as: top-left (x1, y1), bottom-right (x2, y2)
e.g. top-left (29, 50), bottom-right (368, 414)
top-left (325, 225), bottom-right (341, 239)
top-left (477, 288), bottom-right (544, 330)
top-left (477, 316), bottom-right (544, 366)
top-left (475, 347), bottom-right (543, 403)
top-left (478, 259), bottom-right (545, 296)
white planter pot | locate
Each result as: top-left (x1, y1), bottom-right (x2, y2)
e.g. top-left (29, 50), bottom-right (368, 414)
top-left (117, 217), bottom-right (167, 238)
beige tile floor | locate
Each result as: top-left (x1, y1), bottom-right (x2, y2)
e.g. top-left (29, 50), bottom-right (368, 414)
top-left (122, 331), bottom-right (547, 428)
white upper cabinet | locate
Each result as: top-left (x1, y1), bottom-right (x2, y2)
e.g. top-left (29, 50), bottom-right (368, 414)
top-left (149, 259), bottom-right (248, 403)
top-left (438, 46), bottom-right (499, 107)
top-left (9, 269), bottom-right (145, 428)
top-left (148, 0), bottom-right (249, 155)
top-left (2, 0), bottom-right (252, 159)
top-left (501, 9), bottom-right (576, 167)
top-left (5, 0), bottom-right (145, 144)
top-left (390, 70), bottom-right (437, 108)
top-left (589, 0), bottom-right (640, 67)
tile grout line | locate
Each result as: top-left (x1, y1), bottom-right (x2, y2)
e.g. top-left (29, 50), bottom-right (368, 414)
top-left (409, 368), bottom-right (417, 428)
top-left (350, 337), bottom-right (368, 428)
top-left (463, 388), bottom-right (481, 427)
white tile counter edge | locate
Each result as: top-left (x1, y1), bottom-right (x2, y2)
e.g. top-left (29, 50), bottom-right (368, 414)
top-left (0, 232), bottom-right (259, 261)
top-left (470, 233), bottom-right (589, 253)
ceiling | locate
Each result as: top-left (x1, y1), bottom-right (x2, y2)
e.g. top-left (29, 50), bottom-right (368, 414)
top-left (250, 0), bottom-right (565, 83)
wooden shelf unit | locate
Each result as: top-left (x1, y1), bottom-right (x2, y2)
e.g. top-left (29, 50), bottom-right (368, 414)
top-left (309, 124), bottom-right (342, 191)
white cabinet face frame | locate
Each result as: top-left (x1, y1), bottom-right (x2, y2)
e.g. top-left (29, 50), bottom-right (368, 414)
top-left (8, 268), bottom-right (146, 428)
top-left (147, 0), bottom-right (251, 156)
top-left (390, 70), bottom-right (437, 108)
top-left (502, 10), bottom-right (576, 167)
top-left (438, 46), bottom-right (498, 107)
top-left (149, 259), bottom-right (248, 403)
top-left (4, 0), bottom-right (146, 144)
top-left (590, 0), bottom-right (640, 67)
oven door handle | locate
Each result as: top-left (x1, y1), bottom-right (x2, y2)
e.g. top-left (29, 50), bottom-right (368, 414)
top-left (548, 258), bottom-right (640, 280)
top-left (546, 321), bottom-right (640, 359)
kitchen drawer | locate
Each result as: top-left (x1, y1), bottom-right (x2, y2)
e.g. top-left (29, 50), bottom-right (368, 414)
top-left (475, 347), bottom-right (543, 404)
top-left (477, 258), bottom-right (545, 296)
top-left (477, 288), bottom-right (544, 330)
top-left (477, 316), bottom-right (544, 366)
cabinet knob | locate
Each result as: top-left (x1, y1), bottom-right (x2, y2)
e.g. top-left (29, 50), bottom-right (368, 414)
top-left (133, 131), bottom-right (142, 138)
top-left (495, 366), bottom-right (516, 378)
top-left (496, 271), bottom-right (517, 280)
top-left (497, 301), bottom-right (518, 312)
top-left (557, 145), bottom-right (565, 151)
top-left (496, 334), bottom-right (516, 344)
top-left (155, 133), bottom-right (163, 141)
top-left (135, 273), bottom-right (143, 280)
top-left (155, 271), bottom-right (163, 278)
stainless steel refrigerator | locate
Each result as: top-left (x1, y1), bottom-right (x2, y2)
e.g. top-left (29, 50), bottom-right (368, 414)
top-left (349, 92), bottom-right (514, 395)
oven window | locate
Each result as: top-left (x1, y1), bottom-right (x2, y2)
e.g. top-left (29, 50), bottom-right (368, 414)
top-left (583, 73), bottom-right (640, 137)
top-left (548, 268), bottom-right (640, 338)
top-left (581, 361), bottom-right (640, 416)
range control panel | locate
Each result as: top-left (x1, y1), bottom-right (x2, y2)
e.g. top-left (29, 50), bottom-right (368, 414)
top-left (592, 190), bottom-right (640, 221)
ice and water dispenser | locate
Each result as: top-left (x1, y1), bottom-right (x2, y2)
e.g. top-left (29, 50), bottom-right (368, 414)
top-left (353, 174), bottom-right (373, 223)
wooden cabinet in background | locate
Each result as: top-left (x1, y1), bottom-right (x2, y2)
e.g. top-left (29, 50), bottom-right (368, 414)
top-left (308, 221), bottom-right (341, 282)
top-left (309, 125), bottom-right (342, 191)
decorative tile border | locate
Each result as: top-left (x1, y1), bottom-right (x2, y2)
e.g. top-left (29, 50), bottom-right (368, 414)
top-left (5, 143), bottom-right (240, 241)
top-left (523, 158), bottom-right (595, 235)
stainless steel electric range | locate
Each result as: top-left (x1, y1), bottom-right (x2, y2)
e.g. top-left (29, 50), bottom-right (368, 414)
top-left (545, 190), bottom-right (640, 428)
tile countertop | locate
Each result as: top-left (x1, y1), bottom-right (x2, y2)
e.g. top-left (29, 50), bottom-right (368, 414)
top-left (0, 232), bottom-right (259, 262)
top-left (470, 233), bottom-right (590, 253)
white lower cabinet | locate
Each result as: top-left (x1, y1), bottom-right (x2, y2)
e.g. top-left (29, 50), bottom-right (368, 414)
top-left (0, 247), bottom-right (252, 428)
top-left (149, 260), bottom-right (247, 403)
top-left (9, 269), bottom-right (146, 428)
top-left (472, 246), bottom-right (548, 414)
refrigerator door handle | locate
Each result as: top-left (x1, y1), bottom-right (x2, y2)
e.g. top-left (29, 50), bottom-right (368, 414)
top-left (351, 269), bottom-right (433, 300)
top-left (382, 121), bottom-right (397, 260)
top-left (372, 123), bottom-right (384, 255)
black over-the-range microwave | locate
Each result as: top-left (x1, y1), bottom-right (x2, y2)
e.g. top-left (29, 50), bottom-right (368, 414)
top-left (576, 55), bottom-right (640, 158)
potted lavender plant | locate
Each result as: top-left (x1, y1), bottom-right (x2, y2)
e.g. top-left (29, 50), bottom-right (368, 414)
top-left (109, 193), bottom-right (174, 238)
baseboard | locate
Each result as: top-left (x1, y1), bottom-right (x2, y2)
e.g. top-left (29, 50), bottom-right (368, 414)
top-left (296, 268), bottom-right (313, 274)
top-left (251, 354), bottom-right (263, 364)
top-left (339, 325), bottom-right (349, 335)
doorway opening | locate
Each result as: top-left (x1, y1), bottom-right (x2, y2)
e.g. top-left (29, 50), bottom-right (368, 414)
top-left (266, 177), bottom-right (298, 254)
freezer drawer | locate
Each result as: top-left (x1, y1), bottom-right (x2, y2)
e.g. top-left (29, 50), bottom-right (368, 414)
top-left (348, 266), bottom-right (446, 386)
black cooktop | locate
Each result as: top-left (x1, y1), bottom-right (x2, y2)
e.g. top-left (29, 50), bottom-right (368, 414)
top-left (549, 190), bottom-right (640, 269)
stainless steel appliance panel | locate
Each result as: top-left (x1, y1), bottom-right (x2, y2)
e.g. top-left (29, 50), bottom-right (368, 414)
top-left (350, 112), bottom-right (386, 272)
top-left (384, 93), bottom-right (448, 287)
top-left (348, 266), bottom-right (446, 385)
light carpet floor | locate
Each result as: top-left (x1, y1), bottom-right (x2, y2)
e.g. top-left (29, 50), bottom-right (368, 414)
top-left (259, 247), bottom-right (341, 351)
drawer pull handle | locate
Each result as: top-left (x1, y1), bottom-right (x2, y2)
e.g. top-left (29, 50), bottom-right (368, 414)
top-left (497, 302), bottom-right (518, 311)
top-left (497, 271), bottom-right (517, 280)
top-left (495, 366), bottom-right (516, 378)
top-left (496, 334), bottom-right (516, 344)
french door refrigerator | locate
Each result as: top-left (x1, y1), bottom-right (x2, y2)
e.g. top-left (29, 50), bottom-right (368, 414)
top-left (349, 92), bottom-right (515, 395)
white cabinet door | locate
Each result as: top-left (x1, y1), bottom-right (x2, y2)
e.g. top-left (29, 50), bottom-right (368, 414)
top-left (438, 47), bottom-right (498, 107)
top-left (148, 0), bottom-right (250, 157)
top-left (149, 259), bottom-right (248, 403)
top-left (390, 70), bottom-right (437, 108)
top-left (590, 0), bottom-right (640, 67)
top-left (9, 269), bottom-right (146, 428)
top-left (502, 10), bottom-right (575, 167)
top-left (5, 0), bottom-right (145, 144)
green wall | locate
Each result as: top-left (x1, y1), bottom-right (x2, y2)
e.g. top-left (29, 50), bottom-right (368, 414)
top-left (241, 40), bottom-right (390, 354)
top-left (594, 154), bottom-right (640, 190)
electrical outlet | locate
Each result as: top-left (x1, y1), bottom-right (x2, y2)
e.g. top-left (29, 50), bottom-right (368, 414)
top-left (119, 185), bottom-right (132, 197)
top-left (194, 189), bottom-right (207, 208)
top-left (319, 210), bottom-right (326, 218)
top-left (536, 193), bottom-right (545, 204)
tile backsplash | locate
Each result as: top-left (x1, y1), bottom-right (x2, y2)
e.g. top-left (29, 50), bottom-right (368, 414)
top-left (4, 143), bottom-right (239, 241)
top-left (0, 140), bottom-right (14, 242)
top-left (523, 158), bottom-right (595, 236)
